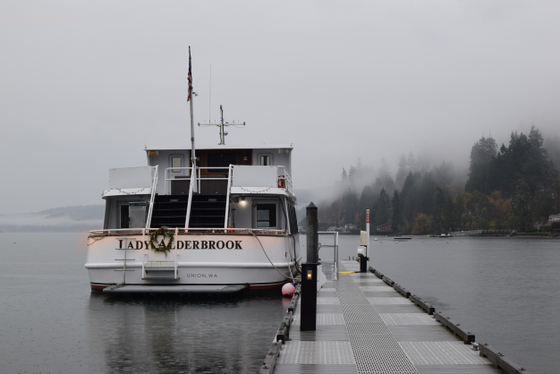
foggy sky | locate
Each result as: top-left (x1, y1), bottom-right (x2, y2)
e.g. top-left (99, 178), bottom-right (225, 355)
top-left (1, 1), bottom-right (560, 215)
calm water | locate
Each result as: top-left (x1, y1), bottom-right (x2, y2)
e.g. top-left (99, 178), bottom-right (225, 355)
top-left (0, 233), bottom-right (286, 374)
top-left (3, 233), bottom-right (558, 373)
top-left (313, 234), bottom-right (560, 374)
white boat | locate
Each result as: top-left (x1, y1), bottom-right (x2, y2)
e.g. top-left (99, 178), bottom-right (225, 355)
top-left (85, 144), bottom-right (301, 294)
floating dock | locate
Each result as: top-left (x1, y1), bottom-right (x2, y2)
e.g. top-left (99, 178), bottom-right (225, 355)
top-left (262, 260), bottom-right (529, 374)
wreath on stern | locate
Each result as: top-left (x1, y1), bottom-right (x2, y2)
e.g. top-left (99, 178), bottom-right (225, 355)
top-left (149, 226), bottom-right (175, 255)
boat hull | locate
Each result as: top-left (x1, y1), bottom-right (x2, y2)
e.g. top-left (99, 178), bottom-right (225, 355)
top-left (85, 232), bottom-right (300, 292)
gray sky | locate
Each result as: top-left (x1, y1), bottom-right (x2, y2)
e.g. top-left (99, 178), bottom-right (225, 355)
top-left (1, 1), bottom-right (559, 215)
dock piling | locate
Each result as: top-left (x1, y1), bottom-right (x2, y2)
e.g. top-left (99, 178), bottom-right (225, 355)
top-left (301, 203), bottom-right (318, 331)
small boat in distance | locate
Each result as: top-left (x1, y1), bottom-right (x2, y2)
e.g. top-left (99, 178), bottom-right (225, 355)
top-left (393, 236), bottom-right (412, 240)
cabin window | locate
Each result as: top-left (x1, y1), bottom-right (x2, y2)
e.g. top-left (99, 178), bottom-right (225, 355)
top-left (208, 152), bottom-right (237, 173)
top-left (288, 204), bottom-right (299, 234)
top-left (259, 154), bottom-right (272, 165)
top-left (120, 205), bottom-right (129, 228)
top-left (171, 156), bottom-right (183, 173)
top-left (256, 203), bottom-right (277, 228)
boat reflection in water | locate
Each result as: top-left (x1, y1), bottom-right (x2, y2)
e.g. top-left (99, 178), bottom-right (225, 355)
top-left (86, 292), bottom-right (286, 373)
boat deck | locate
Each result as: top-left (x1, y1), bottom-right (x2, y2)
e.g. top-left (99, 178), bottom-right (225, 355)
top-left (273, 260), bottom-right (503, 374)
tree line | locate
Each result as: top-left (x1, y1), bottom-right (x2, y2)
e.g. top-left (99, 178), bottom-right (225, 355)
top-left (315, 126), bottom-right (560, 234)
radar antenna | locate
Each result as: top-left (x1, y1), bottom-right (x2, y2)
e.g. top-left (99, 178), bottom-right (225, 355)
top-left (198, 105), bottom-right (245, 145)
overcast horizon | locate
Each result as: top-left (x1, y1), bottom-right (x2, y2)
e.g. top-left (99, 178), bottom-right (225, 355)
top-left (2, 1), bottom-right (559, 215)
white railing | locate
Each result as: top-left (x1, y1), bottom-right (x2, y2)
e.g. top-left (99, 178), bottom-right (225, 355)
top-left (231, 165), bottom-right (293, 194)
top-left (223, 165), bottom-right (234, 229)
top-left (165, 166), bottom-right (234, 193)
top-left (318, 231), bottom-right (339, 280)
top-left (89, 227), bottom-right (288, 236)
top-left (164, 165), bottom-right (293, 195)
top-left (185, 168), bottom-right (194, 230)
top-left (164, 166), bottom-right (191, 194)
top-left (145, 165), bottom-right (158, 229)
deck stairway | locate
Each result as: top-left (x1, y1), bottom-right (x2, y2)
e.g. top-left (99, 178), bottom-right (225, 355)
top-left (150, 194), bottom-right (227, 229)
top-left (143, 262), bottom-right (178, 280)
top-left (150, 195), bottom-right (188, 228)
top-left (188, 194), bottom-right (227, 229)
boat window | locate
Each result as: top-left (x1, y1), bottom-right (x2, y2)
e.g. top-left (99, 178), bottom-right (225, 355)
top-left (208, 152), bottom-right (237, 173)
top-left (259, 154), bottom-right (272, 165)
top-left (256, 203), bottom-right (277, 228)
top-left (171, 156), bottom-right (182, 173)
top-left (288, 204), bottom-right (299, 234)
top-left (120, 205), bottom-right (129, 229)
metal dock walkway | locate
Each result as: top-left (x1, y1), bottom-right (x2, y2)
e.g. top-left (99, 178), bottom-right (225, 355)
top-left (273, 260), bottom-right (503, 374)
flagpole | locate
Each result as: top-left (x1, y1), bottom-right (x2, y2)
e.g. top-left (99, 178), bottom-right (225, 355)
top-left (188, 46), bottom-right (198, 193)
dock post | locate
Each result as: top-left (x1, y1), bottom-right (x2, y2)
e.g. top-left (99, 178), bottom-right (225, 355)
top-left (301, 202), bottom-right (318, 331)
top-left (360, 209), bottom-right (370, 272)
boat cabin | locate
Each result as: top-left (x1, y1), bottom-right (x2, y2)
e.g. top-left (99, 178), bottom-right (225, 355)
top-left (101, 145), bottom-right (298, 234)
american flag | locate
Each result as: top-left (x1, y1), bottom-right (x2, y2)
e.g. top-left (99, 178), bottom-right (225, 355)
top-left (187, 47), bottom-right (193, 101)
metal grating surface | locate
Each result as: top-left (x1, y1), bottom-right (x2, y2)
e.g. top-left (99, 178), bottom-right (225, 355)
top-left (351, 279), bottom-right (384, 285)
top-left (292, 313), bottom-right (346, 326)
top-left (368, 297), bottom-right (413, 305)
top-left (321, 261), bottom-right (337, 280)
top-left (278, 341), bottom-right (356, 364)
top-left (389, 326), bottom-right (463, 342)
top-left (399, 341), bottom-right (491, 365)
top-left (290, 326), bottom-right (350, 342)
top-left (317, 297), bottom-right (341, 305)
top-left (373, 304), bottom-right (426, 314)
top-left (337, 274), bottom-right (420, 374)
top-left (359, 286), bottom-right (395, 291)
top-left (380, 313), bottom-right (440, 326)
top-left (273, 363), bottom-right (358, 374)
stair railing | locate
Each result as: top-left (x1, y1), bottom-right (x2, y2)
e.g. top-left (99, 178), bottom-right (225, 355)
top-left (174, 227), bottom-right (179, 278)
top-left (184, 165), bottom-right (195, 231)
top-left (223, 165), bottom-right (234, 230)
top-left (141, 229), bottom-right (147, 278)
top-left (145, 165), bottom-right (158, 229)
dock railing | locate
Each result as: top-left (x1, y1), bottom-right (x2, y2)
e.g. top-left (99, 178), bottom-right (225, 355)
top-left (317, 231), bottom-right (339, 280)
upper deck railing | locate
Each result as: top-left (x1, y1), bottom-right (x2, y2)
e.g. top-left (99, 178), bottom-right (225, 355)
top-left (164, 164), bottom-right (293, 195)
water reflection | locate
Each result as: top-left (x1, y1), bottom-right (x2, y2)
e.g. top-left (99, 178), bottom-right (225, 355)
top-left (86, 293), bottom-right (285, 373)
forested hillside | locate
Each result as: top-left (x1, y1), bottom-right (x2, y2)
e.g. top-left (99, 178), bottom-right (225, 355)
top-left (315, 126), bottom-right (560, 234)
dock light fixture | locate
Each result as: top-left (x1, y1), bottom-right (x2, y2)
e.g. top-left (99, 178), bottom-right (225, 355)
top-left (307, 270), bottom-right (313, 280)
top-left (240, 197), bottom-right (247, 207)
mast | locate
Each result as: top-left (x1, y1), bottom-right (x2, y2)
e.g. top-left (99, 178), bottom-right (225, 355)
top-left (199, 105), bottom-right (245, 145)
top-left (188, 47), bottom-right (198, 192)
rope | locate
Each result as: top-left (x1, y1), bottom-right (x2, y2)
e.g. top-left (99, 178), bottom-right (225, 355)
top-left (251, 232), bottom-right (293, 281)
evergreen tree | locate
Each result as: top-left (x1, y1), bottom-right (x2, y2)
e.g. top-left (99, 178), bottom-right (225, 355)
top-left (454, 193), bottom-right (465, 228)
top-left (442, 197), bottom-right (457, 233)
top-left (431, 187), bottom-right (446, 234)
top-left (465, 136), bottom-right (497, 194)
top-left (412, 213), bottom-right (430, 235)
top-left (544, 135), bottom-right (560, 173)
top-left (391, 190), bottom-right (403, 233)
top-left (511, 178), bottom-right (532, 231)
top-left (395, 154), bottom-right (408, 189)
top-left (374, 188), bottom-right (391, 226)
top-left (418, 173), bottom-right (436, 217)
top-left (340, 189), bottom-right (358, 226)
top-left (400, 171), bottom-right (420, 224)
